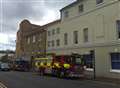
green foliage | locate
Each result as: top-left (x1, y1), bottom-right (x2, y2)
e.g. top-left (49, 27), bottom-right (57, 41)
top-left (0, 54), bottom-right (10, 63)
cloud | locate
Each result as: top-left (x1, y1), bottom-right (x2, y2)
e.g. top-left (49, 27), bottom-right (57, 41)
top-left (0, 0), bottom-right (76, 50)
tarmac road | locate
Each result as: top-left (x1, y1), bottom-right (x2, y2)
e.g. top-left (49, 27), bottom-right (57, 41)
top-left (0, 71), bottom-right (119, 88)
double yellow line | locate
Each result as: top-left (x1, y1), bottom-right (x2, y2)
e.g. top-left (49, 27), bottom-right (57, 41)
top-left (0, 82), bottom-right (7, 88)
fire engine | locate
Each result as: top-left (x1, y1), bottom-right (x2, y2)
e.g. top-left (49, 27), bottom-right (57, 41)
top-left (35, 53), bottom-right (85, 78)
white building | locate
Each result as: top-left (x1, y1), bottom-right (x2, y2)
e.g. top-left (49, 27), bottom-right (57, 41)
top-left (45, 0), bottom-right (120, 79)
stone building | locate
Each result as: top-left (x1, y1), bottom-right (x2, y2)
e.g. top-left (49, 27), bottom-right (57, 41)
top-left (45, 0), bottom-right (120, 79)
top-left (16, 0), bottom-right (120, 79)
top-left (16, 20), bottom-right (46, 62)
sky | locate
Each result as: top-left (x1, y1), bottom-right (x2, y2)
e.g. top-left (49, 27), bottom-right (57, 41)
top-left (0, 0), bottom-right (76, 51)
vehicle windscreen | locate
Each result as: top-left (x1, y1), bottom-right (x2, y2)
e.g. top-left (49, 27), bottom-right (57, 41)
top-left (75, 57), bottom-right (82, 64)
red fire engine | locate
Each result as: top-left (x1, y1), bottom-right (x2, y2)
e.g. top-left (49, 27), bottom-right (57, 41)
top-left (52, 54), bottom-right (85, 78)
top-left (35, 53), bottom-right (85, 78)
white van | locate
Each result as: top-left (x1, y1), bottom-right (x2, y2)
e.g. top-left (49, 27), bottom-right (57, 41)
top-left (0, 63), bottom-right (10, 71)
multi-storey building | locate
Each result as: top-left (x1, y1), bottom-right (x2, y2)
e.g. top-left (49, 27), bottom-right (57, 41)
top-left (16, 0), bottom-right (120, 79)
top-left (46, 0), bottom-right (120, 79)
top-left (16, 20), bottom-right (46, 63)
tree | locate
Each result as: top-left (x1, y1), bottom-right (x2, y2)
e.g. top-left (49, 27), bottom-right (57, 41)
top-left (0, 54), bottom-right (10, 63)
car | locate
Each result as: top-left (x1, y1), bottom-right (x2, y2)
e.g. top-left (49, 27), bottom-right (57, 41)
top-left (14, 60), bottom-right (30, 71)
top-left (0, 63), bottom-right (10, 71)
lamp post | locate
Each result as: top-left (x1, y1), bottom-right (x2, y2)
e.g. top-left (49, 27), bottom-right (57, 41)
top-left (90, 50), bottom-right (96, 79)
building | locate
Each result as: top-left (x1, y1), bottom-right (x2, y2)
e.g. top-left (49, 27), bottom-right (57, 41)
top-left (16, 20), bottom-right (46, 63)
top-left (0, 50), bottom-right (15, 62)
top-left (46, 0), bottom-right (120, 79)
top-left (16, 0), bottom-right (120, 79)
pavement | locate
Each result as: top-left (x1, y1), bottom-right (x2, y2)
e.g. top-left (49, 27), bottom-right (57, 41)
top-left (0, 71), bottom-right (119, 88)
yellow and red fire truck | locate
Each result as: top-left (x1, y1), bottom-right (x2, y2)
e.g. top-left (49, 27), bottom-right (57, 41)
top-left (35, 53), bottom-right (85, 78)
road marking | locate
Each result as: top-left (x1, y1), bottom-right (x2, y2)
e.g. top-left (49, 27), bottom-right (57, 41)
top-left (0, 82), bottom-right (7, 88)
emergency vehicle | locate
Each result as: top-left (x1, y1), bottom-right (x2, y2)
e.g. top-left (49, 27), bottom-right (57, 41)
top-left (34, 53), bottom-right (85, 78)
top-left (52, 54), bottom-right (85, 78)
top-left (35, 57), bottom-right (53, 75)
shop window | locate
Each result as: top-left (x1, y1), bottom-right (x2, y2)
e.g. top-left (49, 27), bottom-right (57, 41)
top-left (110, 53), bottom-right (120, 70)
top-left (83, 54), bottom-right (93, 68)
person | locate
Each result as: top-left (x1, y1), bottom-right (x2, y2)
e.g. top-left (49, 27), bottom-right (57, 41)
top-left (63, 63), bottom-right (70, 77)
top-left (39, 62), bottom-right (45, 75)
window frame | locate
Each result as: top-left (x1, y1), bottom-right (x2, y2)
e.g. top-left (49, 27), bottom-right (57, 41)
top-left (83, 54), bottom-right (93, 69)
top-left (64, 10), bottom-right (69, 18)
top-left (83, 28), bottom-right (88, 43)
top-left (52, 40), bottom-right (54, 47)
top-left (48, 41), bottom-right (51, 47)
top-left (116, 20), bottom-right (120, 39)
top-left (64, 33), bottom-right (68, 45)
top-left (78, 4), bottom-right (84, 13)
top-left (27, 37), bottom-right (30, 44)
top-left (48, 31), bottom-right (51, 36)
top-left (32, 35), bottom-right (36, 43)
top-left (96, 0), bottom-right (103, 5)
top-left (110, 52), bottom-right (120, 70)
top-left (52, 29), bottom-right (55, 35)
top-left (56, 39), bottom-right (60, 46)
top-left (56, 27), bottom-right (60, 34)
top-left (73, 31), bottom-right (78, 44)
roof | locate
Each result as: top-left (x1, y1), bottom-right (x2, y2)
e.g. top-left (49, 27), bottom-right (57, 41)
top-left (0, 50), bottom-right (15, 54)
top-left (42, 19), bottom-right (61, 28)
top-left (60, 0), bottom-right (83, 11)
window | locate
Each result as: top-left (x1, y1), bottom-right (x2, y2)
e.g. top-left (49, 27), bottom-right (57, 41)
top-left (83, 28), bottom-right (88, 42)
top-left (52, 40), bottom-right (54, 47)
top-left (64, 33), bottom-right (68, 45)
top-left (116, 20), bottom-right (120, 39)
top-left (48, 31), bottom-right (51, 36)
top-left (52, 29), bottom-right (55, 35)
top-left (56, 27), bottom-right (60, 34)
top-left (38, 34), bottom-right (42, 42)
top-left (96, 0), bottom-right (103, 4)
top-left (83, 54), bottom-right (93, 68)
top-left (64, 11), bottom-right (69, 18)
top-left (48, 41), bottom-right (51, 47)
top-left (110, 53), bottom-right (120, 70)
top-left (32, 36), bottom-right (36, 43)
top-left (27, 37), bottom-right (30, 44)
top-left (78, 4), bottom-right (84, 13)
top-left (73, 31), bottom-right (78, 44)
top-left (56, 39), bottom-right (60, 46)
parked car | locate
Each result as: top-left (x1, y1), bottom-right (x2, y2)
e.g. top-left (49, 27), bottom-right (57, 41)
top-left (13, 60), bottom-right (30, 71)
top-left (0, 63), bottom-right (10, 71)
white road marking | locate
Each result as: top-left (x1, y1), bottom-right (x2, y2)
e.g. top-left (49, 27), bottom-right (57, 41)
top-left (0, 82), bottom-right (7, 88)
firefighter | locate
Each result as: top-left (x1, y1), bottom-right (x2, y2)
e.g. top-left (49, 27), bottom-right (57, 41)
top-left (52, 62), bottom-right (61, 76)
top-left (63, 63), bottom-right (70, 69)
top-left (35, 61), bottom-right (40, 71)
top-left (63, 63), bottom-right (71, 77)
top-left (39, 62), bottom-right (46, 75)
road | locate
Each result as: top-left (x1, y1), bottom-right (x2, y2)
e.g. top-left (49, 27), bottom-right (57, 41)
top-left (0, 71), bottom-right (119, 88)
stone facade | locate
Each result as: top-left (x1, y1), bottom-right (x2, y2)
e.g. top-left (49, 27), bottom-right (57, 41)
top-left (16, 20), bottom-right (46, 61)
top-left (16, 0), bottom-right (120, 79)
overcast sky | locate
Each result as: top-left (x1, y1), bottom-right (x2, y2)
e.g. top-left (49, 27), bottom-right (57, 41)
top-left (0, 0), bottom-right (75, 50)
